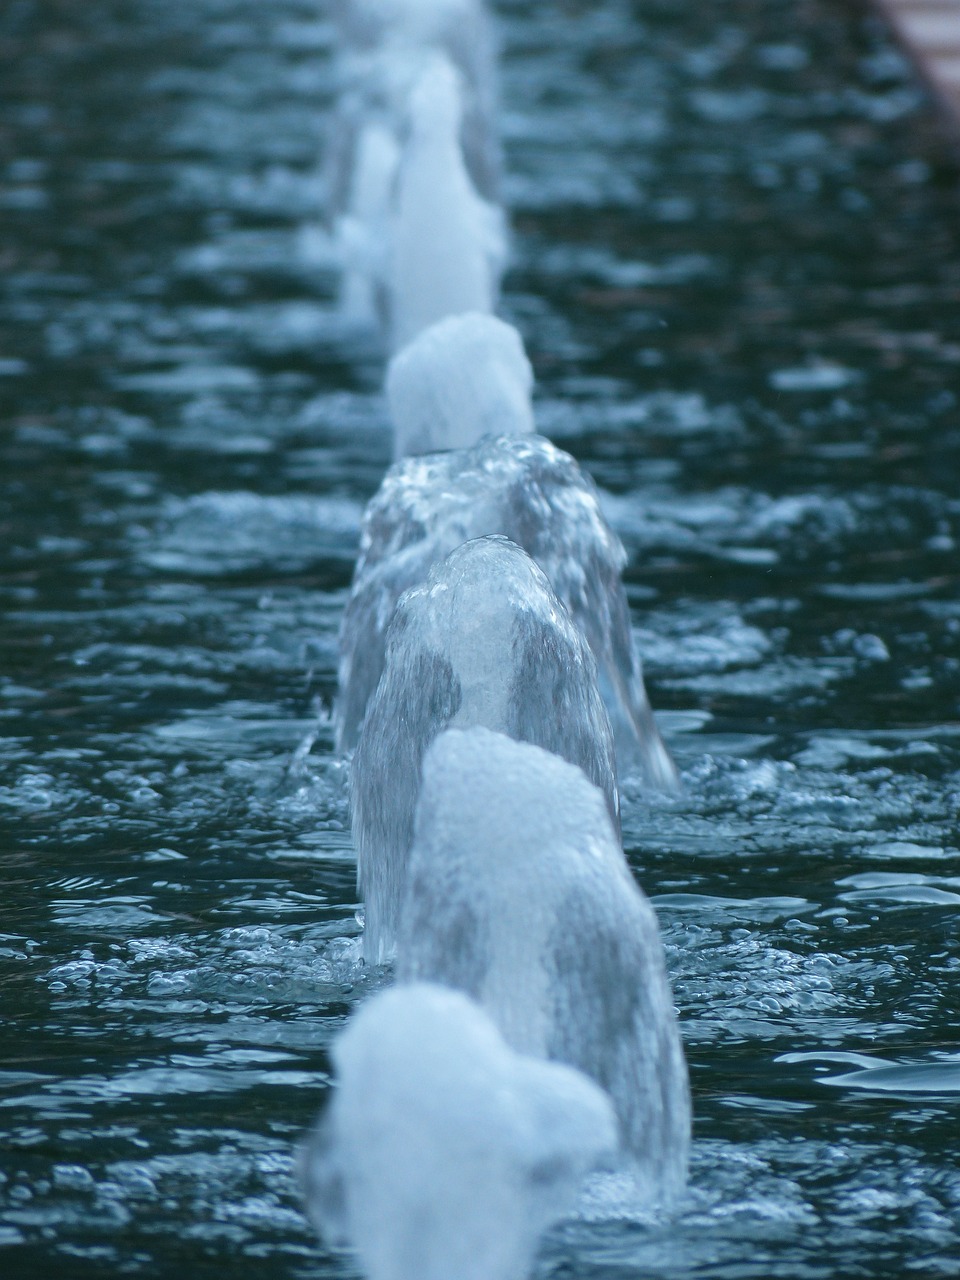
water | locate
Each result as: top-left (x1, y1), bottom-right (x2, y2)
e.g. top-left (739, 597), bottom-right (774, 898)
top-left (352, 536), bottom-right (619, 962)
top-left (397, 726), bottom-right (690, 1207)
top-left (387, 53), bottom-right (504, 350)
top-left (303, 982), bottom-right (620, 1280)
top-left (1, 0), bottom-right (959, 1276)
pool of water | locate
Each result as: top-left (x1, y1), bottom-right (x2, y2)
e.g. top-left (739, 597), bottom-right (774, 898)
top-left (1, 0), bottom-right (960, 1276)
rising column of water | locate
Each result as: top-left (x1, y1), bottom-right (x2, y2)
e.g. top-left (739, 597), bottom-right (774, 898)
top-left (303, 3), bottom-right (691, 1276)
top-left (336, 311), bottom-right (679, 788)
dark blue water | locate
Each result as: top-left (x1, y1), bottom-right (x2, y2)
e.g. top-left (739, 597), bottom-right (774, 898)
top-left (2, 0), bottom-right (960, 1276)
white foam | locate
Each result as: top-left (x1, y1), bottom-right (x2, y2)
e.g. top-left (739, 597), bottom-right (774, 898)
top-left (329, 0), bottom-right (500, 199)
top-left (301, 983), bottom-right (617, 1280)
top-left (388, 55), bottom-right (505, 350)
top-left (336, 121), bottom-right (400, 323)
top-left (397, 727), bottom-right (691, 1208)
top-left (326, 0), bottom-right (502, 326)
top-left (386, 313), bottom-right (533, 458)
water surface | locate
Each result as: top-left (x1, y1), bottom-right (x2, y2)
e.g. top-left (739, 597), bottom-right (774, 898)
top-left (2, 0), bottom-right (960, 1276)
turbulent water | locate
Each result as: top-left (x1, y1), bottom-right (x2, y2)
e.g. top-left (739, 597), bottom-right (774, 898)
top-left (1, 0), bottom-right (960, 1276)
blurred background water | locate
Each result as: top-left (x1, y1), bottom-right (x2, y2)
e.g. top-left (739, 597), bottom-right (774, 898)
top-left (1, 0), bottom-right (960, 1276)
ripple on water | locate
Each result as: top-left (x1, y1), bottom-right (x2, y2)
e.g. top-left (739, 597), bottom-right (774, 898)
top-left (44, 929), bottom-right (366, 1012)
top-left (543, 1133), bottom-right (960, 1278)
top-left (779, 1050), bottom-right (960, 1099)
top-left (143, 492), bottom-right (362, 576)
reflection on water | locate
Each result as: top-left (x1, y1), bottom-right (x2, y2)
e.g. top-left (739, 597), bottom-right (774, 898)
top-left (1, 0), bottom-right (960, 1275)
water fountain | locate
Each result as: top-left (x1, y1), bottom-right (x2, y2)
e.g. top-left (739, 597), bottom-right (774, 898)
top-left (351, 535), bottom-right (619, 962)
top-left (397, 726), bottom-right (691, 1208)
top-left (337, 313), bottom-right (678, 789)
top-left (301, 982), bottom-right (617, 1280)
